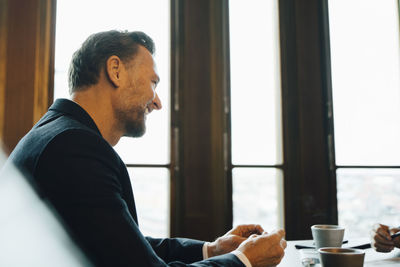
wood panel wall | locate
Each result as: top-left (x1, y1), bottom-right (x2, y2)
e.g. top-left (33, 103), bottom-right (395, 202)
top-left (0, 0), bottom-right (56, 153)
top-left (0, 0), bottom-right (8, 147)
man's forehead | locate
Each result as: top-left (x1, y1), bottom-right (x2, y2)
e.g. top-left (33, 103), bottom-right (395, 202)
top-left (139, 47), bottom-right (159, 80)
top-left (130, 46), bottom-right (155, 68)
top-left (137, 45), bottom-right (154, 61)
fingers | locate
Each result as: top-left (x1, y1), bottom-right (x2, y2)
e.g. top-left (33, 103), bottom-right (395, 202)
top-left (371, 232), bottom-right (394, 252)
top-left (389, 228), bottom-right (400, 237)
top-left (376, 233), bottom-right (394, 245)
top-left (373, 224), bottom-right (390, 238)
top-left (267, 229), bottom-right (286, 242)
top-left (372, 224), bottom-right (393, 244)
top-left (245, 224), bottom-right (264, 236)
top-left (377, 226), bottom-right (392, 240)
top-left (280, 238), bottom-right (287, 249)
top-left (377, 246), bottom-right (394, 253)
top-left (373, 223), bottom-right (389, 231)
top-left (230, 224), bottom-right (264, 237)
top-left (372, 242), bottom-right (394, 253)
top-left (252, 224), bottom-right (264, 234)
top-left (236, 228), bottom-right (286, 267)
top-left (258, 229), bottom-right (287, 250)
top-left (392, 229), bottom-right (400, 248)
top-left (371, 224), bottom-right (395, 252)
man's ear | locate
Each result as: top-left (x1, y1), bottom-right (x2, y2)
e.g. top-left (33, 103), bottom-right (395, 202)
top-left (106, 56), bottom-right (123, 88)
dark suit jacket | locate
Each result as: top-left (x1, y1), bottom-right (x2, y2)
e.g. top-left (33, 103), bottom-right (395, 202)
top-left (9, 99), bottom-right (243, 267)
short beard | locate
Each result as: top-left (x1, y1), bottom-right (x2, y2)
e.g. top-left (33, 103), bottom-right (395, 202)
top-left (124, 117), bottom-right (146, 137)
top-left (116, 107), bottom-right (146, 138)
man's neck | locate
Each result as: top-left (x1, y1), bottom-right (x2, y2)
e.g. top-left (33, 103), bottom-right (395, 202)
top-left (71, 89), bottom-right (122, 146)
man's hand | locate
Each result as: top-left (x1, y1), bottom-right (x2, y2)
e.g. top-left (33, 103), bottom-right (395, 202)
top-left (207, 224), bottom-right (264, 257)
top-left (371, 223), bottom-right (400, 252)
top-left (235, 229), bottom-right (286, 267)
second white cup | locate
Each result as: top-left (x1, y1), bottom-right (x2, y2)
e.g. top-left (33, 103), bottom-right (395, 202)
top-left (311, 224), bottom-right (345, 249)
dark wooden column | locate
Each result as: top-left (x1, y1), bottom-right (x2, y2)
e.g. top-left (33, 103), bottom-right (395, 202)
top-left (170, 0), bottom-right (231, 240)
top-left (0, 0), bottom-right (7, 146)
top-left (0, 0), bottom-right (56, 153)
top-left (279, 0), bottom-right (337, 240)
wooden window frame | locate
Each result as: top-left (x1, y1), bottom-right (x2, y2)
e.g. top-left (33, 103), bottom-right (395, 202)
top-left (171, 0), bottom-right (339, 241)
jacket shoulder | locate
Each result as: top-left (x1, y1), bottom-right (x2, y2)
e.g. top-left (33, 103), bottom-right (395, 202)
top-left (9, 113), bottom-right (116, 177)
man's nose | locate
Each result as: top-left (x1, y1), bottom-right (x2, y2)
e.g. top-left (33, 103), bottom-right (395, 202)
top-left (151, 93), bottom-right (162, 110)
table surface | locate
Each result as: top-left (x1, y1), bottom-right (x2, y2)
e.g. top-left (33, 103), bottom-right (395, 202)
top-left (278, 239), bottom-right (400, 266)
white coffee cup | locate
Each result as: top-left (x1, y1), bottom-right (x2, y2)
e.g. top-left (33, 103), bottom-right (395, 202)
top-left (311, 224), bottom-right (345, 249)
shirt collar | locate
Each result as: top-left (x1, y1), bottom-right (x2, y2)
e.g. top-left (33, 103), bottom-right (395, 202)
top-left (49, 98), bottom-right (102, 136)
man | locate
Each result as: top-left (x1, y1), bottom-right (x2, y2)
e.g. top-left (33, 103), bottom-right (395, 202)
top-left (371, 223), bottom-right (400, 252)
top-left (9, 30), bottom-right (286, 266)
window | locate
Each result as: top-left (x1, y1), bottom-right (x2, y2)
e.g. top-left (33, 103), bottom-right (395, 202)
top-left (329, 0), bottom-right (400, 238)
top-left (229, 0), bottom-right (284, 230)
top-left (52, 0), bottom-right (400, 240)
top-left (54, 0), bottom-right (170, 237)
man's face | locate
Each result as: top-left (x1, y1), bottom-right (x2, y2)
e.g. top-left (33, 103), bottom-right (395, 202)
top-left (113, 46), bottom-right (161, 137)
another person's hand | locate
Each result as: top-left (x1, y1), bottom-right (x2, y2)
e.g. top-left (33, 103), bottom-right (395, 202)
top-left (207, 224), bottom-right (264, 257)
top-left (371, 223), bottom-right (400, 252)
top-left (235, 229), bottom-right (286, 267)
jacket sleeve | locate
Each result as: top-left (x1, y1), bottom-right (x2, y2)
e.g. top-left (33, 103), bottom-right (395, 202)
top-left (145, 236), bottom-right (204, 263)
top-left (33, 129), bottom-right (245, 267)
